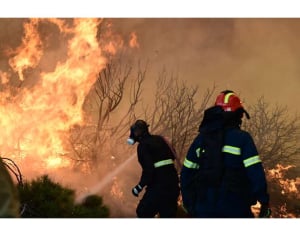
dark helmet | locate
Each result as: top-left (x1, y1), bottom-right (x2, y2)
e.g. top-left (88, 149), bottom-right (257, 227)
top-left (127, 120), bottom-right (150, 145)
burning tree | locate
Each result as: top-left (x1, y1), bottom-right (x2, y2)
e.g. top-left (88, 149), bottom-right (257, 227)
top-left (68, 57), bottom-right (146, 174)
top-left (0, 18), bottom-right (109, 173)
top-left (0, 18), bottom-right (143, 217)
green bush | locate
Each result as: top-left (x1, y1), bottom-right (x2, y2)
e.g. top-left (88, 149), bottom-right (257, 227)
top-left (18, 175), bottom-right (109, 218)
top-left (73, 195), bottom-right (110, 218)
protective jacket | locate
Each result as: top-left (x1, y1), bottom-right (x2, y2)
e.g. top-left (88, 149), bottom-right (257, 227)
top-left (136, 134), bottom-right (180, 217)
top-left (180, 107), bottom-right (269, 218)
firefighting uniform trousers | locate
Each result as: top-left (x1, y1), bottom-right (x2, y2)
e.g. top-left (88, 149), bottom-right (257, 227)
top-left (192, 187), bottom-right (254, 218)
top-left (136, 186), bottom-right (179, 218)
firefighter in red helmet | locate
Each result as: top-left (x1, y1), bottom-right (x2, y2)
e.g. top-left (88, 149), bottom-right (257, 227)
top-left (215, 90), bottom-right (250, 119)
top-left (180, 90), bottom-right (271, 218)
top-left (127, 120), bottom-right (180, 218)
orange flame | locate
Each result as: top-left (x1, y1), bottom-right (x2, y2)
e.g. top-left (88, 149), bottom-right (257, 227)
top-left (7, 18), bottom-right (43, 81)
top-left (268, 164), bottom-right (300, 196)
top-left (129, 32), bottom-right (139, 48)
top-left (0, 71), bottom-right (9, 84)
top-left (100, 22), bottom-right (124, 55)
top-left (0, 18), bottom-right (107, 170)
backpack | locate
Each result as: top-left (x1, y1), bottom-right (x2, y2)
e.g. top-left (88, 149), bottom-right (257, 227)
top-left (183, 120), bottom-right (225, 216)
top-left (190, 106), bottom-right (225, 189)
top-left (193, 129), bottom-right (225, 188)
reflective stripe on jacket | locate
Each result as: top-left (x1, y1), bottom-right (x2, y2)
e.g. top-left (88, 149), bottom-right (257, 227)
top-left (154, 159), bottom-right (174, 168)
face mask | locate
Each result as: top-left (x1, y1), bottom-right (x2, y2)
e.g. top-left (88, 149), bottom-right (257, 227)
top-left (127, 138), bottom-right (136, 145)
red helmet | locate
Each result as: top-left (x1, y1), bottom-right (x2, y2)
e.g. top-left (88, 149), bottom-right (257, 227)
top-left (215, 90), bottom-right (243, 112)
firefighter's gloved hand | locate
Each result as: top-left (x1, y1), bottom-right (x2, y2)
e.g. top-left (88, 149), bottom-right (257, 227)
top-left (259, 203), bottom-right (271, 218)
top-left (132, 184), bottom-right (143, 197)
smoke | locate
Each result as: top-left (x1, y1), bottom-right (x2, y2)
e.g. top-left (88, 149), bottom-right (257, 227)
top-left (1, 18), bottom-right (299, 217)
top-left (75, 153), bottom-right (140, 217)
top-left (76, 153), bottom-right (136, 202)
top-left (106, 18), bottom-right (300, 112)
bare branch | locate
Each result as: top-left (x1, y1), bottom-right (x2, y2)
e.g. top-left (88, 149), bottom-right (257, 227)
top-left (242, 96), bottom-right (300, 167)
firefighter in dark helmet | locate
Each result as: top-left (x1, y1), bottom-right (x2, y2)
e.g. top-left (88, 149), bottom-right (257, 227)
top-left (180, 90), bottom-right (271, 218)
top-left (127, 120), bottom-right (180, 218)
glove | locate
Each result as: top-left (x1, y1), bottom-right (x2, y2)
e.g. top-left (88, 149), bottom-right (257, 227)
top-left (259, 203), bottom-right (271, 218)
top-left (132, 184), bottom-right (143, 197)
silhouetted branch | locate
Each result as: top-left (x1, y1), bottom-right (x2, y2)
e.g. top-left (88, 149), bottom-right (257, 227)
top-left (1, 157), bottom-right (23, 186)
